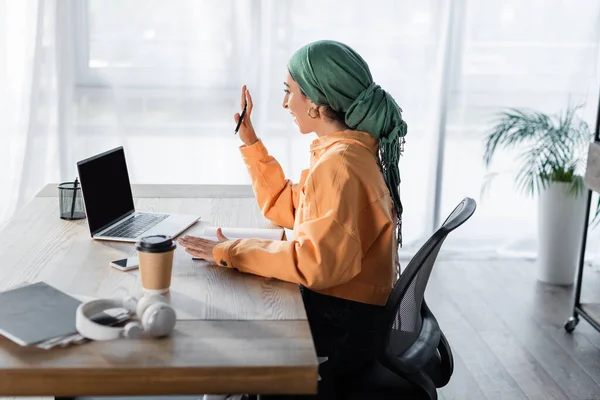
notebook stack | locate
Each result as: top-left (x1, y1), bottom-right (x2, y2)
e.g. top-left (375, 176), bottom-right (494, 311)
top-left (0, 282), bottom-right (128, 349)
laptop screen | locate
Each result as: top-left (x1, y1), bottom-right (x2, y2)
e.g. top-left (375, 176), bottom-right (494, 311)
top-left (77, 147), bottom-right (135, 235)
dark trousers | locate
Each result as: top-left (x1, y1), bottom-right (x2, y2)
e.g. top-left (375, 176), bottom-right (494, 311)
top-left (262, 287), bottom-right (385, 399)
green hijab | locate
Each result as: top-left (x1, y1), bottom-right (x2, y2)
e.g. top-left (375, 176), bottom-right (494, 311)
top-left (288, 40), bottom-right (408, 246)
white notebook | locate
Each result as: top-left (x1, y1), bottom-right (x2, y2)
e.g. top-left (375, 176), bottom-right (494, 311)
top-left (201, 226), bottom-right (285, 241)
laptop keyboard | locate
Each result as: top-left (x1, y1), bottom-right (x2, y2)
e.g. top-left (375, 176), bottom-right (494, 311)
top-left (102, 213), bottom-right (169, 238)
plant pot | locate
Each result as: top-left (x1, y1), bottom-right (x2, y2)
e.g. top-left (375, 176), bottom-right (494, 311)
top-left (537, 182), bottom-right (587, 285)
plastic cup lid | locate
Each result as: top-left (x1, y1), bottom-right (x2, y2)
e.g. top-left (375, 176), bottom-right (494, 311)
top-left (136, 235), bottom-right (176, 253)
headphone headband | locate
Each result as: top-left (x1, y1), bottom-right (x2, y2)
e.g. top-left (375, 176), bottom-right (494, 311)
top-left (76, 299), bottom-right (129, 341)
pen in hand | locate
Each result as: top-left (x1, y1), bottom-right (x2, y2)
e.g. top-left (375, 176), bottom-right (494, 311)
top-left (234, 102), bottom-right (247, 135)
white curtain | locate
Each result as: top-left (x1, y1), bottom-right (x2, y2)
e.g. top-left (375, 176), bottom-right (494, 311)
top-left (0, 0), bottom-right (62, 228)
top-left (0, 0), bottom-right (38, 225)
top-left (8, 0), bottom-right (449, 248)
top-left (2, 0), bottom-right (600, 260)
top-left (438, 0), bottom-right (600, 258)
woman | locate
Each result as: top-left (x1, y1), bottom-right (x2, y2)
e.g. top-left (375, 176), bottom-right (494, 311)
top-left (179, 40), bottom-right (407, 399)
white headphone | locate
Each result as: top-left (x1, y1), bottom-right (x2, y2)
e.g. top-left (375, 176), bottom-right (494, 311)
top-left (76, 294), bottom-right (176, 340)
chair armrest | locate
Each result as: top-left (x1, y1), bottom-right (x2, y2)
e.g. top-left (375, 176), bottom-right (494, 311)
top-left (384, 304), bottom-right (441, 375)
top-left (435, 330), bottom-right (454, 387)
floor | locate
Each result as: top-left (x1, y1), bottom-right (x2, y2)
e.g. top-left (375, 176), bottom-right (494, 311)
top-left (430, 258), bottom-right (600, 400)
top-left (3, 258), bottom-right (600, 400)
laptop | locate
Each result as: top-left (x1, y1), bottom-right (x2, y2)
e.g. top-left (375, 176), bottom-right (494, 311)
top-left (77, 146), bottom-right (199, 242)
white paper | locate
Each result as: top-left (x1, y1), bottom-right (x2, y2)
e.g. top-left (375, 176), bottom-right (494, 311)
top-left (202, 226), bottom-right (284, 241)
top-left (284, 228), bottom-right (294, 241)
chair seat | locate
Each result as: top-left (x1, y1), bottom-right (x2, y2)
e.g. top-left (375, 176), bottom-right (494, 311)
top-left (344, 360), bottom-right (428, 400)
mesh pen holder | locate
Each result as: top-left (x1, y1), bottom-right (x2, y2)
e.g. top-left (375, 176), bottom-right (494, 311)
top-left (58, 179), bottom-right (86, 220)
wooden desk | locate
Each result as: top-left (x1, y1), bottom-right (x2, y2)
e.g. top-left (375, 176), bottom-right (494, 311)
top-left (0, 185), bottom-right (318, 397)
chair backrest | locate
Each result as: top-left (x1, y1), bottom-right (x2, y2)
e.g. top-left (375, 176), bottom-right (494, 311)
top-left (381, 197), bottom-right (476, 363)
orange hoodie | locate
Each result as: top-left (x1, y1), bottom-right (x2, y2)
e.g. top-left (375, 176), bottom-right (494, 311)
top-left (213, 130), bottom-right (397, 306)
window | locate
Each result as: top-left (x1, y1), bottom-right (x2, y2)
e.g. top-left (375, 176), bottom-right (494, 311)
top-left (440, 0), bottom-right (600, 253)
top-left (65, 0), bottom-right (600, 251)
top-left (75, 0), bottom-right (244, 88)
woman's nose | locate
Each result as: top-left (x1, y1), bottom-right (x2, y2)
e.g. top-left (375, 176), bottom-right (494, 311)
top-left (282, 99), bottom-right (288, 109)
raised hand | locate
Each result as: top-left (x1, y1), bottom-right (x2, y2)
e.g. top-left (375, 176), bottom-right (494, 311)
top-left (234, 85), bottom-right (258, 146)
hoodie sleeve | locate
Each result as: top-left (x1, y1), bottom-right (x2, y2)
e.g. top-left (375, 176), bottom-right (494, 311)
top-left (239, 140), bottom-right (302, 229)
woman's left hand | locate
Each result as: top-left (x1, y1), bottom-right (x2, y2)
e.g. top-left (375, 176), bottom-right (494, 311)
top-left (178, 228), bottom-right (229, 263)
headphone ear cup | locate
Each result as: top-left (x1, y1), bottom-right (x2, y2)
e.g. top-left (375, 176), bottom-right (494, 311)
top-left (123, 321), bottom-right (143, 339)
top-left (141, 302), bottom-right (176, 338)
top-left (136, 294), bottom-right (167, 319)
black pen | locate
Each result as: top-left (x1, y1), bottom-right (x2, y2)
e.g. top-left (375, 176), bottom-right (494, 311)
top-left (234, 102), bottom-right (247, 135)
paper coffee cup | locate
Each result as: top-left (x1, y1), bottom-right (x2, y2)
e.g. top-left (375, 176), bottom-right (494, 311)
top-left (136, 235), bottom-right (176, 294)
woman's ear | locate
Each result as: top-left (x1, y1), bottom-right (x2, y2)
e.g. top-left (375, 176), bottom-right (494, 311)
top-left (317, 105), bottom-right (335, 120)
top-left (307, 105), bottom-right (320, 120)
top-left (316, 105), bottom-right (328, 115)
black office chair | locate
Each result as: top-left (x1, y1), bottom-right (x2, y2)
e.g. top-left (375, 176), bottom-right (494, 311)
top-left (346, 197), bottom-right (476, 400)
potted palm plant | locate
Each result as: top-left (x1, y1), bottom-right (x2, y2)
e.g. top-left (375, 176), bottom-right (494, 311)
top-left (483, 105), bottom-right (593, 285)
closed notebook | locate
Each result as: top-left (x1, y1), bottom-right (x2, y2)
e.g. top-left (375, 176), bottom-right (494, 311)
top-left (0, 281), bottom-right (82, 346)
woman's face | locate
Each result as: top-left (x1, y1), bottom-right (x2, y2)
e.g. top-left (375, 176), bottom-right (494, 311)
top-left (283, 72), bottom-right (317, 134)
